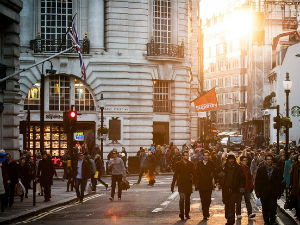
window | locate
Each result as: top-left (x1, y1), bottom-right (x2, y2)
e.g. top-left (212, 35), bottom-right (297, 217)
top-left (49, 75), bottom-right (70, 111)
top-left (217, 111), bottom-right (224, 124)
top-left (153, 80), bottom-right (172, 113)
top-left (232, 75), bottom-right (239, 86)
top-left (218, 77), bottom-right (224, 88)
top-left (153, 0), bottom-right (171, 46)
top-left (225, 111), bottom-right (231, 124)
top-left (41, 0), bottom-right (73, 52)
top-left (233, 111), bottom-right (238, 123)
top-left (225, 76), bottom-right (231, 87)
top-left (75, 79), bottom-right (95, 111)
top-left (24, 83), bottom-right (41, 110)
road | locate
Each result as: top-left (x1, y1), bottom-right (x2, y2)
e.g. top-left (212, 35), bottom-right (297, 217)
top-left (12, 175), bottom-right (296, 225)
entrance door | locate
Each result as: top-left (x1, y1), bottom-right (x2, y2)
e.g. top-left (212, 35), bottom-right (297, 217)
top-left (153, 122), bottom-right (169, 145)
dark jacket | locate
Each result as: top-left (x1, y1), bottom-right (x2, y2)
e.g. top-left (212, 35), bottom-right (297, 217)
top-left (255, 163), bottom-right (282, 199)
top-left (220, 161), bottom-right (245, 202)
top-left (291, 163), bottom-right (300, 197)
top-left (72, 159), bottom-right (92, 180)
top-left (195, 160), bottom-right (215, 191)
top-left (18, 163), bottom-right (31, 187)
top-left (37, 159), bottom-right (55, 186)
top-left (3, 160), bottom-right (19, 185)
top-left (171, 160), bottom-right (195, 193)
top-left (240, 164), bottom-right (254, 191)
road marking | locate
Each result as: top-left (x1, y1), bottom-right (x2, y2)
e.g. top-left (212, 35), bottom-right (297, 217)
top-left (16, 194), bottom-right (103, 224)
top-left (276, 216), bottom-right (284, 225)
top-left (168, 191), bottom-right (178, 200)
top-left (152, 208), bottom-right (163, 212)
top-left (192, 198), bottom-right (200, 201)
top-left (160, 201), bottom-right (170, 206)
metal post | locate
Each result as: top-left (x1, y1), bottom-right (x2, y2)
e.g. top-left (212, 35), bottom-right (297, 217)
top-left (276, 105), bottom-right (280, 154)
top-left (285, 89), bottom-right (290, 158)
top-left (100, 93), bottom-right (104, 160)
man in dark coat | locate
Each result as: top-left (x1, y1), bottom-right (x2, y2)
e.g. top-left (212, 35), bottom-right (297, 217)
top-left (195, 150), bottom-right (215, 220)
top-left (171, 150), bottom-right (195, 220)
top-left (220, 154), bottom-right (245, 225)
top-left (37, 152), bottom-right (55, 202)
top-left (2, 153), bottom-right (19, 208)
top-left (255, 154), bottom-right (282, 225)
top-left (71, 153), bottom-right (92, 203)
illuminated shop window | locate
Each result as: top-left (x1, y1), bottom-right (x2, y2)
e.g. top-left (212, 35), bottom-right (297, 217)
top-left (49, 75), bottom-right (70, 111)
top-left (74, 79), bottom-right (95, 111)
top-left (24, 83), bottom-right (41, 110)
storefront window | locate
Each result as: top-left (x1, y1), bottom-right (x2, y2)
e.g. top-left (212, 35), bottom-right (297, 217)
top-left (24, 82), bottom-right (40, 110)
top-left (49, 75), bottom-right (70, 111)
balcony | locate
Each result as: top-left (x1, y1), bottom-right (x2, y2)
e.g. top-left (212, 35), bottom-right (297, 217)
top-left (154, 100), bottom-right (172, 113)
top-left (30, 37), bottom-right (90, 54)
top-left (147, 39), bottom-right (184, 62)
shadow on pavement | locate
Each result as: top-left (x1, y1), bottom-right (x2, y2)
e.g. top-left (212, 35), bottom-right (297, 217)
top-left (173, 219), bottom-right (187, 225)
top-left (197, 219), bottom-right (208, 225)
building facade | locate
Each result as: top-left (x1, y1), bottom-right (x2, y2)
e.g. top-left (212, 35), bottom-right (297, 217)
top-left (0, 0), bottom-right (23, 158)
top-left (18, 0), bottom-right (200, 162)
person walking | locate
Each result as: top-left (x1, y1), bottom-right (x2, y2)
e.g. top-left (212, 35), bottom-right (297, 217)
top-left (71, 152), bottom-right (92, 203)
top-left (195, 150), bottom-right (215, 220)
top-left (136, 149), bottom-right (148, 184)
top-left (171, 150), bottom-right (195, 220)
top-left (146, 150), bottom-right (156, 186)
top-left (236, 156), bottom-right (256, 219)
top-left (18, 157), bottom-right (31, 201)
top-left (290, 154), bottom-right (300, 220)
top-left (108, 149), bottom-right (126, 201)
top-left (0, 157), bottom-right (6, 212)
top-left (255, 154), bottom-right (282, 225)
top-left (94, 154), bottom-right (108, 190)
top-left (2, 153), bottom-right (19, 208)
top-left (37, 153), bottom-right (55, 202)
top-left (219, 154), bottom-right (245, 225)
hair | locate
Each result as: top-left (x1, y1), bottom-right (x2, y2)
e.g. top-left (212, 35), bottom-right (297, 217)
top-left (240, 156), bottom-right (248, 161)
top-left (265, 154), bottom-right (273, 160)
top-left (182, 150), bottom-right (189, 156)
top-left (203, 150), bottom-right (210, 155)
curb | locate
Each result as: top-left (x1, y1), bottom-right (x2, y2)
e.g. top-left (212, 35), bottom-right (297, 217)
top-left (0, 193), bottom-right (95, 225)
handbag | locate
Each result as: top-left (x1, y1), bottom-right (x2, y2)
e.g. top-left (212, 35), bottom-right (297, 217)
top-left (121, 178), bottom-right (130, 191)
top-left (15, 182), bottom-right (24, 196)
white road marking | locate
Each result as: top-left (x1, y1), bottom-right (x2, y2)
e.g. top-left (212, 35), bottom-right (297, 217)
top-left (168, 191), bottom-right (178, 200)
top-left (160, 201), bottom-right (170, 206)
top-left (16, 194), bottom-right (103, 224)
top-left (276, 216), bottom-right (284, 225)
top-left (192, 198), bottom-right (200, 201)
top-left (152, 208), bottom-right (163, 212)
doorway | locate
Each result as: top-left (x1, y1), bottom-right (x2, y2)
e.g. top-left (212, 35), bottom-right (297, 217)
top-left (153, 122), bottom-right (169, 145)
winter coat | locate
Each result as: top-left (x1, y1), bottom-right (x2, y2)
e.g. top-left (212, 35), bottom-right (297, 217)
top-left (0, 165), bottom-right (5, 195)
top-left (283, 159), bottom-right (292, 188)
top-left (255, 163), bottom-right (282, 199)
top-left (18, 164), bottom-right (31, 188)
top-left (3, 160), bottom-right (19, 185)
top-left (37, 159), bottom-right (55, 186)
top-left (95, 158), bottom-right (104, 176)
top-left (171, 160), bottom-right (195, 193)
top-left (72, 159), bottom-right (93, 180)
top-left (240, 165), bottom-right (254, 191)
top-left (195, 160), bottom-right (215, 191)
top-left (290, 163), bottom-right (300, 197)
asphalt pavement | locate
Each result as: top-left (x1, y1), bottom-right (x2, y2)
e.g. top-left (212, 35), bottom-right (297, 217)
top-left (4, 175), bottom-right (296, 225)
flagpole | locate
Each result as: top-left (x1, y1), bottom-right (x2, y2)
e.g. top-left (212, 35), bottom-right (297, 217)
top-left (0, 46), bottom-right (75, 83)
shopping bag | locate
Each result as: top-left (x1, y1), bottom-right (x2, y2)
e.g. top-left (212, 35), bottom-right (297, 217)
top-left (121, 178), bottom-right (130, 191)
top-left (256, 198), bottom-right (262, 207)
top-left (94, 171), bottom-right (99, 179)
top-left (86, 180), bottom-right (92, 194)
top-left (19, 181), bottom-right (26, 195)
top-left (15, 182), bottom-right (24, 196)
top-left (36, 182), bottom-right (41, 194)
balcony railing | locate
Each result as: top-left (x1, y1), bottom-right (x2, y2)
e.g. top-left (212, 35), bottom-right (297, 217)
top-left (30, 36), bottom-right (90, 54)
top-left (147, 39), bottom-right (184, 58)
top-left (154, 100), bottom-right (172, 113)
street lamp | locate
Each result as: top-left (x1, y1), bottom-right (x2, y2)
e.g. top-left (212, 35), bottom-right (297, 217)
top-left (283, 72), bottom-right (292, 157)
top-left (99, 93), bottom-right (106, 160)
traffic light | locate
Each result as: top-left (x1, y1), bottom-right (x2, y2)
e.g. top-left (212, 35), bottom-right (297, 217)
top-left (273, 116), bottom-right (281, 130)
top-left (63, 110), bottom-right (77, 131)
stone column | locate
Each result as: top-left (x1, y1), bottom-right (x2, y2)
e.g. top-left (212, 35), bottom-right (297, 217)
top-left (20, 0), bottom-right (34, 50)
top-left (88, 0), bottom-right (104, 52)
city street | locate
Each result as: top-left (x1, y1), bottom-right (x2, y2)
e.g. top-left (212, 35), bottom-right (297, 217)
top-left (11, 175), bottom-right (295, 225)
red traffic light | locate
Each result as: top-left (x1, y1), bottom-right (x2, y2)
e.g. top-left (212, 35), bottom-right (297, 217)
top-left (69, 111), bottom-right (77, 119)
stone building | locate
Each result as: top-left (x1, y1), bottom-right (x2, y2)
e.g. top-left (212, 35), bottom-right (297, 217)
top-left (18, 0), bottom-right (200, 163)
top-left (0, 0), bottom-right (23, 158)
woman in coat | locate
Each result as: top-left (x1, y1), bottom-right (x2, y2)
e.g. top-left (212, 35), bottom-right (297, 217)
top-left (18, 157), bottom-right (31, 201)
top-left (290, 154), bottom-right (300, 220)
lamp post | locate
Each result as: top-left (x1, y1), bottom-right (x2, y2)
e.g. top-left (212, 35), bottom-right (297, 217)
top-left (99, 93), bottom-right (106, 160)
top-left (283, 72), bottom-right (292, 158)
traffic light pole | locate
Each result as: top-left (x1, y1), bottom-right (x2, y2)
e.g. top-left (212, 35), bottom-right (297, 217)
top-left (276, 105), bottom-right (280, 154)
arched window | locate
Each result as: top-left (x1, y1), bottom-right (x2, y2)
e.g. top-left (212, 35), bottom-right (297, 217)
top-left (24, 75), bottom-right (95, 112)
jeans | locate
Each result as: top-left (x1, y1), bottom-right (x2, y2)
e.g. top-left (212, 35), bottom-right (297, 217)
top-left (179, 192), bottom-right (191, 217)
top-left (137, 167), bottom-right (147, 184)
top-left (224, 191), bottom-right (240, 225)
top-left (111, 174), bottom-right (123, 199)
top-left (42, 183), bottom-right (51, 200)
top-left (236, 191), bottom-right (252, 215)
top-left (199, 189), bottom-right (212, 217)
top-left (4, 183), bottom-right (16, 208)
top-left (75, 178), bottom-right (87, 201)
top-left (261, 195), bottom-right (277, 224)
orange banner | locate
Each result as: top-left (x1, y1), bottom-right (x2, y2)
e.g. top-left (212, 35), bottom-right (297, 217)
top-left (193, 89), bottom-right (219, 112)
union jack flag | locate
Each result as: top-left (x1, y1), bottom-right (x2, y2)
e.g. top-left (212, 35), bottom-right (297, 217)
top-left (68, 22), bottom-right (87, 80)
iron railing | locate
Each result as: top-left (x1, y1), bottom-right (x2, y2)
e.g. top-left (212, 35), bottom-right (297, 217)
top-left (154, 100), bottom-right (172, 113)
top-left (30, 37), bottom-right (90, 54)
top-left (147, 40), bottom-right (184, 58)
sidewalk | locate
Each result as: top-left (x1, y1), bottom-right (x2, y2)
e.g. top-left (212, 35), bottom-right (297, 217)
top-left (0, 179), bottom-right (105, 225)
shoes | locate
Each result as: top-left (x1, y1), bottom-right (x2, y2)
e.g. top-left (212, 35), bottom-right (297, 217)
top-left (237, 215), bottom-right (242, 219)
top-left (25, 194), bottom-right (28, 198)
top-left (185, 215), bottom-right (191, 219)
top-left (179, 214), bottom-right (184, 221)
top-left (118, 197), bottom-right (121, 200)
top-left (66, 190), bottom-right (69, 192)
top-left (248, 213), bottom-right (256, 218)
top-left (44, 199), bottom-right (50, 202)
top-left (79, 199), bottom-right (83, 203)
top-left (105, 184), bottom-right (108, 190)
top-left (109, 197), bottom-right (114, 201)
top-left (203, 217), bottom-right (208, 220)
